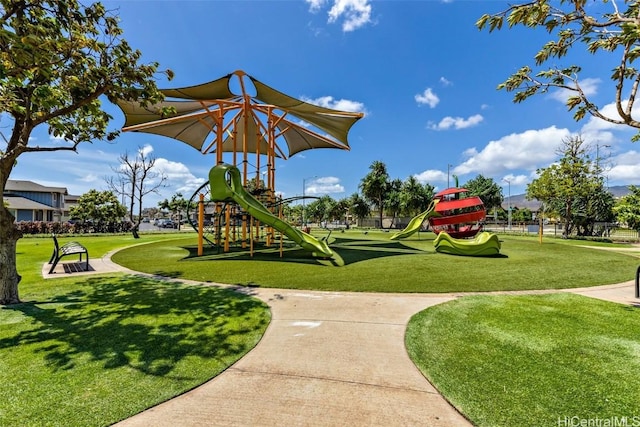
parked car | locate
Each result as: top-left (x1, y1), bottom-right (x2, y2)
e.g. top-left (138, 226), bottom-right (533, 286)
top-left (156, 219), bottom-right (177, 229)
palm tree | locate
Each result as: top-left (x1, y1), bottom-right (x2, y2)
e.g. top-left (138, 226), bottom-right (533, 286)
top-left (360, 161), bottom-right (390, 229)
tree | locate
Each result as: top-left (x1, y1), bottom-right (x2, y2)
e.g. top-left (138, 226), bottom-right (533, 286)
top-left (384, 178), bottom-right (403, 228)
top-left (0, 1), bottom-right (172, 304)
top-left (399, 176), bottom-right (434, 217)
top-left (328, 198), bottom-right (351, 223)
top-left (477, 1), bottom-right (640, 140)
top-left (463, 175), bottom-right (504, 211)
top-left (69, 189), bottom-right (127, 225)
top-left (614, 186), bottom-right (640, 231)
top-left (305, 195), bottom-right (335, 225)
top-left (158, 193), bottom-right (192, 230)
top-left (360, 161), bottom-right (390, 229)
top-left (526, 135), bottom-right (607, 237)
top-left (349, 193), bottom-right (370, 224)
top-left (511, 207), bottom-right (533, 223)
top-left (106, 147), bottom-right (167, 238)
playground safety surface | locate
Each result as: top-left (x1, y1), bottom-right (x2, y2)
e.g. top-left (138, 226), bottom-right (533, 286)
top-left (44, 253), bottom-right (640, 426)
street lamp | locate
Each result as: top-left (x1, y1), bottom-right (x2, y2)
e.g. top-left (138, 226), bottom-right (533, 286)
top-left (595, 143), bottom-right (611, 176)
top-left (502, 178), bottom-right (511, 230)
top-left (302, 176), bottom-right (317, 227)
top-left (447, 164), bottom-right (453, 188)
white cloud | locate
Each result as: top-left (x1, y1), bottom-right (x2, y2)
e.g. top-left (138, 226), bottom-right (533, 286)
top-left (579, 100), bottom-right (640, 137)
top-left (139, 144), bottom-right (154, 157)
top-left (454, 125), bottom-right (571, 176)
top-left (79, 174), bottom-right (99, 183)
top-left (414, 169), bottom-right (447, 184)
top-left (415, 88), bottom-right (439, 108)
top-left (307, 0), bottom-right (372, 32)
top-left (548, 77), bottom-right (600, 103)
top-left (328, 0), bottom-right (373, 32)
top-left (305, 176), bottom-right (344, 194)
top-left (153, 158), bottom-right (206, 197)
top-left (301, 95), bottom-right (366, 114)
top-left (439, 77), bottom-right (452, 86)
top-left (429, 114), bottom-right (484, 131)
top-left (501, 174), bottom-right (529, 186)
top-left (607, 150), bottom-right (640, 182)
top-left (305, 0), bottom-right (326, 13)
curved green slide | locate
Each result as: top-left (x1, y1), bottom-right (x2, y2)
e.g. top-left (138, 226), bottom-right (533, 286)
top-left (389, 200), bottom-right (438, 240)
top-left (209, 164), bottom-right (333, 258)
top-left (433, 231), bottom-right (501, 256)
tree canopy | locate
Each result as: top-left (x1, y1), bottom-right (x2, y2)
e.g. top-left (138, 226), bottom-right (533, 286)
top-left (463, 175), bottom-right (503, 211)
top-left (360, 160), bottom-right (390, 228)
top-left (69, 189), bottom-right (126, 224)
top-left (614, 185), bottom-right (640, 231)
top-left (477, 1), bottom-right (640, 139)
top-left (526, 135), bottom-right (614, 236)
top-left (0, 0), bottom-right (171, 304)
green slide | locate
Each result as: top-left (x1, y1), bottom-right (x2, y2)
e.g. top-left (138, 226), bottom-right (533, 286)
top-left (209, 164), bottom-right (333, 258)
top-left (433, 231), bottom-right (501, 256)
top-left (389, 200), bottom-right (438, 240)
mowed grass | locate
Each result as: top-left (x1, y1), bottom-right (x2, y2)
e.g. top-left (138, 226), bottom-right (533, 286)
top-left (7, 231), bottom-right (640, 426)
top-left (2, 234), bottom-right (270, 427)
top-left (112, 231), bottom-right (640, 292)
top-left (406, 293), bottom-right (640, 427)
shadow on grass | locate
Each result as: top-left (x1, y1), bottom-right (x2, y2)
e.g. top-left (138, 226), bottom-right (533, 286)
top-left (0, 275), bottom-right (268, 376)
top-left (177, 236), bottom-right (429, 267)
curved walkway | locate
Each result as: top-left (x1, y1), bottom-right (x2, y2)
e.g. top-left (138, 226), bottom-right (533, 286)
top-left (44, 252), bottom-right (639, 426)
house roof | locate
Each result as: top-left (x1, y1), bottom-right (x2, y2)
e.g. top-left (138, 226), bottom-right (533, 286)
top-left (5, 180), bottom-right (67, 195)
top-left (4, 195), bottom-right (58, 211)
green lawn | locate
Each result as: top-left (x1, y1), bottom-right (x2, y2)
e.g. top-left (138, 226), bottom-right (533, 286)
top-left (406, 293), bottom-right (640, 427)
top-left (6, 231), bottom-right (640, 426)
top-left (112, 231), bottom-right (640, 292)
top-left (2, 233), bottom-right (270, 427)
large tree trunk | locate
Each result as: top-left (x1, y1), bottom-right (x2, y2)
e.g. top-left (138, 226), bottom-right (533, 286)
top-left (0, 207), bottom-right (22, 305)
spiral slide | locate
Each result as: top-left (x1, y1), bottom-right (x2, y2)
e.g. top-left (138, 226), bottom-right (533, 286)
top-left (209, 164), bottom-right (333, 258)
top-left (389, 200), bottom-right (439, 240)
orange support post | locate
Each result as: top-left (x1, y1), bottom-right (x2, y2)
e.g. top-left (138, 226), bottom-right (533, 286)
top-left (198, 193), bottom-right (204, 256)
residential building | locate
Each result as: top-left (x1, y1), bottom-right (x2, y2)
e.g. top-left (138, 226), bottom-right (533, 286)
top-left (4, 180), bottom-right (75, 222)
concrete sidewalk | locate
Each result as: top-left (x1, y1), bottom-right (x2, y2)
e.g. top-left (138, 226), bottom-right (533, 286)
top-left (42, 256), bottom-right (639, 426)
top-left (113, 290), bottom-right (473, 427)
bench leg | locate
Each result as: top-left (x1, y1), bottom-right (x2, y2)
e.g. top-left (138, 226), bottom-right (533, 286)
top-left (49, 258), bottom-right (59, 274)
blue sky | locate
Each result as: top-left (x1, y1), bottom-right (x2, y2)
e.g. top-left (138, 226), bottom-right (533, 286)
top-left (11, 0), bottom-right (640, 207)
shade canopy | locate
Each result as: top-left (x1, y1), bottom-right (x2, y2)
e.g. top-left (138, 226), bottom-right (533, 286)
top-left (116, 70), bottom-right (364, 159)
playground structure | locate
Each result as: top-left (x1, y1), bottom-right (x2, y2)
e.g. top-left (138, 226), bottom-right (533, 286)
top-left (390, 184), bottom-right (501, 256)
top-left (433, 231), bottom-right (501, 256)
top-left (208, 164), bottom-right (332, 258)
top-left (429, 187), bottom-right (486, 239)
top-left (389, 200), bottom-right (439, 240)
top-left (117, 70), bottom-right (363, 257)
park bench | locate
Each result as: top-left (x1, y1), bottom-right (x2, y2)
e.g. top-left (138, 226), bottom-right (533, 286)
top-left (48, 234), bottom-right (89, 274)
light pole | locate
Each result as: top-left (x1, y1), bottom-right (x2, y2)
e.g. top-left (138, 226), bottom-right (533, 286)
top-left (595, 143), bottom-right (611, 178)
top-left (302, 176), bottom-right (317, 227)
top-left (447, 164), bottom-right (452, 188)
top-left (502, 178), bottom-right (511, 230)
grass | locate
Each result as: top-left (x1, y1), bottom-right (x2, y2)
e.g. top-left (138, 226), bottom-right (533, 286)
top-left (3, 233), bottom-right (270, 427)
top-left (405, 293), bottom-right (640, 427)
top-left (112, 230), bottom-right (640, 292)
top-left (7, 231), bottom-right (640, 425)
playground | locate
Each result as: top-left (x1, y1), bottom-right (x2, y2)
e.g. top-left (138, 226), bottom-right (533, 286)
top-left (2, 232), bottom-right (639, 426)
top-left (4, 71), bottom-right (640, 426)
